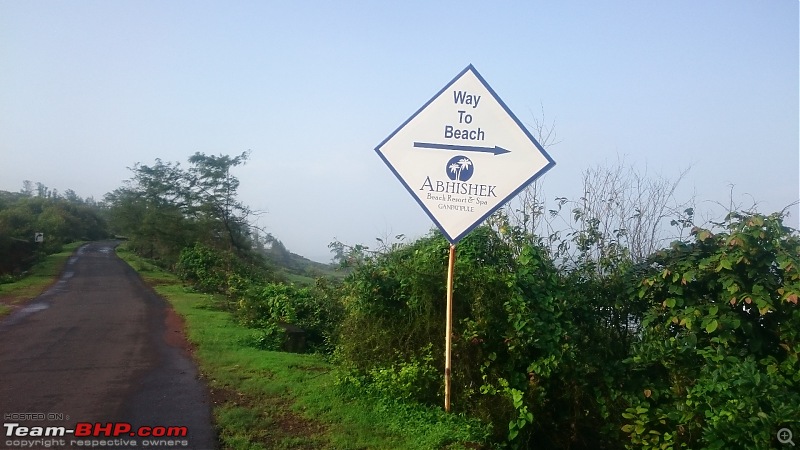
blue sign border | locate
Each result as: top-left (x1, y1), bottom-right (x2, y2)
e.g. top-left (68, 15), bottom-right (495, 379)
top-left (375, 64), bottom-right (556, 244)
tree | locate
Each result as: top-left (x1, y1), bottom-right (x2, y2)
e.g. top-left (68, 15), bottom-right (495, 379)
top-left (105, 158), bottom-right (194, 262)
top-left (501, 105), bottom-right (560, 246)
top-left (186, 151), bottom-right (254, 252)
top-left (105, 151), bottom-right (258, 265)
top-left (63, 189), bottom-right (83, 204)
top-left (0, 187), bottom-right (108, 273)
top-left (542, 159), bottom-right (692, 275)
top-left (35, 182), bottom-right (49, 198)
top-left (21, 180), bottom-right (33, 197)
top-left (500, 107), bottom-right (691, 270)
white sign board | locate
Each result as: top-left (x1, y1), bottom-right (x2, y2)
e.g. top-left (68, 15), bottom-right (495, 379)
top-left (375, 65), bottom-right (556, 244)
top-left (34, 232), bottom-right (44, 243)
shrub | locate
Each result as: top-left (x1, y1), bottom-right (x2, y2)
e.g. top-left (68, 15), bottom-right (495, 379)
top-left (240, 324), bottom-right (285, 351)
top-left (334, 225), bottom-right (649, 448)
top-left (235, 280), bottom-right (344, 353)
top-left (623, 212), bottom-right (800, 448)
top-left (175, 243), bottom-right (231, 293)
top-left (175, 243), bottom-right (274, 299)
top-left (335, 227), bottom-right (572, 443)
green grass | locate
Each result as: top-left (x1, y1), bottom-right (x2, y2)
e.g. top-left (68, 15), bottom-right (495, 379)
top-left (280, 271), bottom-right (317, 286)
top-left (0, 241), bottom-right (85, 316)
top-left (278, 266), bottom-right (347, 287)
top-left (116, 244), bottom-right (490, 450)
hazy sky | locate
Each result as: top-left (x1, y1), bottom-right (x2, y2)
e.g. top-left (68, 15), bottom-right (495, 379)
top-left (1, 1), bottom-right (797, 262)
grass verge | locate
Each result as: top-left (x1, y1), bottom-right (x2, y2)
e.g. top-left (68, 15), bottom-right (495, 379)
top-left (0, 241), bottom-right (85, 316)
top-left (116, 244), bottom-right (490, 450)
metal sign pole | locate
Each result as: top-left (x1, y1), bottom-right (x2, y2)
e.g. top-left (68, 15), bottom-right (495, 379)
top-left (444, 243), bottom-right (456, 412)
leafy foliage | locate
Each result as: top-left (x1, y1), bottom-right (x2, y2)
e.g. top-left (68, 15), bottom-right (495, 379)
top-left (104, 158), bottom-right (195, 264)
top-left (14, 149), bottom-right (788, 449)
top-left (175, 243), bottom-right (347, 352)
top-left (330, 209), bottom-right (799, 449)
top-left (333, 225), bottom-right (639, 447)
top-left (623, 212), bottom-right (800, 448)
top-left (108, 153), bottom-right (345, 355)
top-left (0, 187), bottom-right (107, 274)
top-left (235, 280), bottom-right (344, 353)
top-left (104, 152), bottom-right (255, 266)
top-left (174, 243), bottom-right (274, 297)
top-left (337, 343), bottom-right (440, 404)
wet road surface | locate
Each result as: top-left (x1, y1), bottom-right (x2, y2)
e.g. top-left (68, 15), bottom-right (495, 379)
top-left (0, 241), bottom-right (217, 449)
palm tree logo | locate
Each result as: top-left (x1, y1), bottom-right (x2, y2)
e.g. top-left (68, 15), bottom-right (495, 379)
top-left (446, 155), bottom-right (474, 182)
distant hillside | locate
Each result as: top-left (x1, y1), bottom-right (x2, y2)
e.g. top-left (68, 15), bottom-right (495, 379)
top-left (256, 233), bottom-right (343, 284)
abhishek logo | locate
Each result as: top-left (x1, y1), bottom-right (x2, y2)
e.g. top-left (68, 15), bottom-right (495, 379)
top-left (419, 154), bottom-right (496, 198)
top-left (446, 155), bottom-right (474, 182)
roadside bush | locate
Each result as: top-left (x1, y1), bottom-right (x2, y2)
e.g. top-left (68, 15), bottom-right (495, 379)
top-left (237, 282), bottom-right (307, 327)
top-left (176, 243), bottom-right (230, 293)
top-left (235, 280), bottom-right (344, 353)
top-left (334, 223), bottom-right (657, 448)
top-left (622, 212), bottom-right (800, 448)
top-left (367, 344), bottom-right (439, 403)
top-left (335, 227), bottom-right (595, 445)
top-left (176, 243), bottom-right (273, 299)
top-left (335, 231), bottom-right (447, 374)
top-left (0, 191), bottom-right (107, 274)
top-left (337, 343), bottom-right (439, 404)
top-left (294, 277), bottom-right (345, 353)
top-left (240, 323), bottom-right (285, 351)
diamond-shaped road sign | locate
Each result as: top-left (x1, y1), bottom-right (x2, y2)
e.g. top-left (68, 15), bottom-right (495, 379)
top-left (375, 65), bottom-right (556, 244)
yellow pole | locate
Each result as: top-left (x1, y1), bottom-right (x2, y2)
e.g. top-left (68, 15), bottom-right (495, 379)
top-left (444, 244), bottom-right (456, 412)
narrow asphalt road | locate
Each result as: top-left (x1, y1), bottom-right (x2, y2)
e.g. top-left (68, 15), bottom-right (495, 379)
top-left (0, 241), bottom-right (217, 450)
